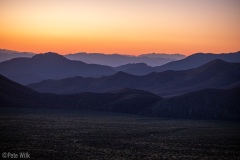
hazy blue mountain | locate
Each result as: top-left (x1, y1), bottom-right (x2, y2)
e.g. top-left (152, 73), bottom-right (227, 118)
top-left (114, 51), bottom-right (240, 75)
top-left (0, 49), bottom-right (35, 62)
top-left (0, 49), bottom-right (185, 66)
top-left (2, 50), bottom-right (240, 86)
top-left (65, 52), bottom-right (185, 67)
top-left (139, 53), bottom-right (185, 59)
top-left (0, 52), bottom-right (115, 85)
top-left (28, 60), bottom-right (240, 97)
top-left (114, 63), bottom-right (154, 75)
top-left (155, 51), bottom-right (240, 72)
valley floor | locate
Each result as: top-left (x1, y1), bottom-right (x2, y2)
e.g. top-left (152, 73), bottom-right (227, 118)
top-left (0, 107), bottom-right (240, 160)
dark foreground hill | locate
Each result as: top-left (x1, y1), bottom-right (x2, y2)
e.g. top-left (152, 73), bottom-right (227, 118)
top-left (0, 75), bottom-right (160, 114)
top-left (152, 87), bottom-right (240, 120)
top-left (28, 60), bottom-right (240, 97)
top-left (1, 74), bottom-right (240, 120)
top-left (0, 52), bottom-right (115, 85)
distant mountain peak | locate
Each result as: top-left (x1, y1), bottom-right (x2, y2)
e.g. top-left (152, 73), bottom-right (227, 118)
top-left (201, 59), bottom-right (227, 67)
top-left (32, 52), bottom-right (68, 61)
top-left (34, 52), bottom-right (61, 56)
top-left (44, 52), bottom-right (58, 55)
top-left (208, 59), bottom-right (226, 63)
top-left (119, 63), bottom-right (149, 67)
top-left (195, 59), bottom-right (237, 72)
top-left (139, 53), bottom-right (186, 59)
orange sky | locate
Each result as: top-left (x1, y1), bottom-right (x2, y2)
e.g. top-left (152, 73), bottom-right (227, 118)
top-left (0, 0), bottom-right (239, 55)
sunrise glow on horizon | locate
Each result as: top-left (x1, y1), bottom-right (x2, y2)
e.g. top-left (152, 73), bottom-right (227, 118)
top-left (0, 0), bottom-right (239, 55)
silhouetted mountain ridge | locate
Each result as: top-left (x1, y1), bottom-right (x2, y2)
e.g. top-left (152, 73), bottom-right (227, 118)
top-left (32, 52), bottom-right (69, 62)
top-left (0, 52), bottom-right (115, 84)
top-left (0, 75), bottom-right (160, 114)
top-left (65, 52), bottom-right (185, 67)
top-left (1, 50), bottom-right (240, 85)
top-left (152, 87), bottom-right (240, 120)
top-left (155, 51), bottom-right (240, 72)
top-left (1, 75), bottom-right (240, 120)
top-left (0, 49), bottom-right (35, 62)
top-left (28, 60), bottom-right (240, 96)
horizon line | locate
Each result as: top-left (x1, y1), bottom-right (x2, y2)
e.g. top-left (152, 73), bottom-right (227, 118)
top-left (1, 48), bottom-right (239, 56)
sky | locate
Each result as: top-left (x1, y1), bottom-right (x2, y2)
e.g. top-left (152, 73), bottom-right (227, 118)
top-left (0, 0), bottom-right (239, 55)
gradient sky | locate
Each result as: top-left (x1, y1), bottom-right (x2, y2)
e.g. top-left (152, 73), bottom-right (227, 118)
top-left (0, 0), bottom-right (239, 55)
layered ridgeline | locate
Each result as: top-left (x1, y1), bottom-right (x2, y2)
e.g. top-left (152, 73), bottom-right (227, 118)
top-left (1, 75), bottom-right (240, 120)
top-left (0, 74), bottom-right (160, 114)
top-left (0, 49), bottom-right (185, 66)
top-left (0, 52), bottom-right (115, 84)
top-left (0, 49), bottom-right (34, 62)
top-left (65, 52), bottom-right (185, 67)
top-left (65, 51), bottom-right (240, 68)
top-left (114, 51), bottom-right (240, 75)
top-left (1, 51), bottom-right (240, 85)
top-left (28, 60), bottom-right (240, 97)
top-left (155, 51), bottom-right (240, 72)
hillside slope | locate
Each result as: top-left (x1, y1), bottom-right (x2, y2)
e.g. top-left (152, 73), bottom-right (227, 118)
top-left (152, 87), bottom-right (240, 120)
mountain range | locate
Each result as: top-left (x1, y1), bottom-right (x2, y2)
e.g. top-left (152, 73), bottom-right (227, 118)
top-left (0, 52), bottom-right (115, 84)
top-left (28, 60), bottom-right (240, 97)
top-left (0, 49), bottom-right (34, 62)
top-left (1, 74), bottom-right (240, 120)
top-left (1, 49), bottom-right (240, 120)
top-left (0, 49), bottom-right (185, 66)
top-left (1, 51), bottom-right (240, 85)
top-left (155, 51), bottom-right (240, 72)
top-left (65, 52), bottom-right (185, 67)
top-left (118, 51), bottom-right (240, 75)
top-left (0, 74), bottom-right (160, 114)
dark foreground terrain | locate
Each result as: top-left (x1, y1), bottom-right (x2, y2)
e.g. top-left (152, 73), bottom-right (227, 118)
top-left (0, 108), bottom-right (240, 160)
